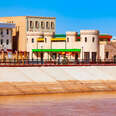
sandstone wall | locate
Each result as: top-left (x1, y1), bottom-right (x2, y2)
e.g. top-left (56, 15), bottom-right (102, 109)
top-left (0, 66), bottom-right (116, 95)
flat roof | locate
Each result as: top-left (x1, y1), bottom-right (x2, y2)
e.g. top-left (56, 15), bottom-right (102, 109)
top-left (55, 34), bottom-right (112, 39)
top-left (0, 16), bottom-right (56, 19)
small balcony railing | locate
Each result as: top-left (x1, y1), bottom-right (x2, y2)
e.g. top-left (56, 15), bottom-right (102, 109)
top-left (0, 58), bottom-right (115, 66)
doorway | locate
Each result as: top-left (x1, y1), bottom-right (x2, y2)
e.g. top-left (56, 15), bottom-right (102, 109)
top-left (84, 52), bottom-right (90, 63)
top-left (40, 52), bottom-right (44, 64)
top-left (114, 56), bottom-right (116, 63)
top-left (92, 52), bottom-right (97, 63)
top-left (75, 53), bottom-right (78, 60)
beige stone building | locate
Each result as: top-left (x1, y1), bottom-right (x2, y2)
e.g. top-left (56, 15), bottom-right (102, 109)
top-left (0, 16), bottom-right (56, 52)
top-left (27, 30), bottom-right (115, 63)
top-left (100, 40), bottom-right (116, 61)
top-left (0, 16), bottom-right (115, 63)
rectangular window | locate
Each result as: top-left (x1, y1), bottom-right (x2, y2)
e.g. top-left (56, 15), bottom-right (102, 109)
top-left (7, 29), bottom-right (9, 35)
top-left (1, 29), bottom-right (3, 35)
top-left (92, 52), bottom-right (97, 62)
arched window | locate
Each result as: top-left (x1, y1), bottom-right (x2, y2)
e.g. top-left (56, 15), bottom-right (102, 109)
top-left (67, 37), bottom-right (69, 42)
top-left (32, 38), bottom-right (34, 43)
top-left (45, 38), bottom-right (47, 43)
top-left (6, 39), bottom-right (9, 45)
top-left (51, 22), bottom-right (54, 29)
top-left (1, 29), bottom-right (3, 35)
top-left (41, 22), bottom-right (45, 29)
top-left (1, 39), bottom-right (3, 45)
top-left (30, 21), bottom-right (33, 28)
top-left (92, 37), bottom-right (95, 42)
top-left (35, 21), bottom-right (39, 28)
top-left (85, 37), bottom-right (87, 42)
top-left (46, 22), bottom-right (49, 29)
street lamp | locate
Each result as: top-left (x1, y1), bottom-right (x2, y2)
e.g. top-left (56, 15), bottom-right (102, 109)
top-left (40, 45), bottom-right (43, 64)
top-left (82, 46), bottom-right (83, 62)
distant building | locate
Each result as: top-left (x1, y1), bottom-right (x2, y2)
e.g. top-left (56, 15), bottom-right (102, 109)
top-left (0, 16), bottom-right (56, 52)
top-left (0, 22), bottom-right (15, 59)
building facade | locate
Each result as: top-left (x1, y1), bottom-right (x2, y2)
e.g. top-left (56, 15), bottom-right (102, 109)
top-left (0, 16), bottom-right (56, 52)
top-left (0, 16), bottom-right (115, 63)
top-left (0, 22), bottom-right (15, 59)
top-left (29, 30), bottom-right (113, 62)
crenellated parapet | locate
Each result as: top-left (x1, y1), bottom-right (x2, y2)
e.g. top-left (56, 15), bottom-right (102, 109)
top-left (66, 32), bottom-right (77, 36)
top-left (27, 32), bottom-right (44, 36)
top-left (44, 32), bottom-right (54, 37)
top-left (80, 30), bottom-right (99, 35)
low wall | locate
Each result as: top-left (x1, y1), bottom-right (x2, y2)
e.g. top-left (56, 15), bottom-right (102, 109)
top-left (0, 66), bottom-right (116, 95)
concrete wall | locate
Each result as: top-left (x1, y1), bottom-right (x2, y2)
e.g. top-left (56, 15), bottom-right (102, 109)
top-left (0, 66), bottom-right (116, 95)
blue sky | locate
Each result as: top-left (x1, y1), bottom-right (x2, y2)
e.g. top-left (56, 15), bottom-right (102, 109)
top-left (0, 0), bottom-right (116, 36)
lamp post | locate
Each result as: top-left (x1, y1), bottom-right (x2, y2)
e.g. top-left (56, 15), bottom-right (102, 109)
top-left (82, 46), bottom-right (83, 62)
top-left (40, 45), bottom-right (43, 64)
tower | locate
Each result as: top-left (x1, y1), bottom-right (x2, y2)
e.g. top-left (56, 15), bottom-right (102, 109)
top-left (80, 30), bottom-right (99, 62)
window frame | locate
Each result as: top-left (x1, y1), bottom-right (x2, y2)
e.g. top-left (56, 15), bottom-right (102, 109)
top-left (30, 21), bottom-right (33, 28)
top-left (92, 37), bottom-right (95, 42)
top-left (32, 38), bottom-right (34, 43)
top-left (41, 21), bottom-right (45, 29)
top-left (67, 37), bottom-right (69, 42)
top-left (51, 22), bottom-right (55, 29)
top-left (46, 22), bottom-right (50, 29)
top-left (85, 37), bottom-right (87, 42)
top-left (6, 39), bottom-right (9, 45)
top-left (105, 52), bottom-right (109, 59)
top-left (35, 21), bottom-right (39, 28)
top-left (1, 39), bottom-right (3, 45)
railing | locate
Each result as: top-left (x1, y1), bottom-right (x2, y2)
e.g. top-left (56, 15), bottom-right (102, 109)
top-left (0, 59), bottom-right (115, 66)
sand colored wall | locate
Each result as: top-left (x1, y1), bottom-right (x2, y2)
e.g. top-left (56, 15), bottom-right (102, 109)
top-left (0, 66), bottom-right (116, 95)
top-left (27, 32), bottom-right (43, 59)
top-left (66, 32), bottom-right (81, 49)
top-left (0, 16), bottom-right (56, 53)
top-left (28, 32), bottom-right (81, 59)
top-left (104, 41), bottom-right (116, 59)
top-left (99, 42), bottom-right (106, 60)
top-left (0, 16), bottom-right (27, 51)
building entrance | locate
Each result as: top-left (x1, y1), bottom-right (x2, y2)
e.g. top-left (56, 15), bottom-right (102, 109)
top-left (92, 52), bottom-right (97, 63)
top-left (114, 56), bottom-right (116, 63)
top-left (40, 53), bottom-right (44, 64)
top-left (75, 53), bottom-right (78, 61)
top-left (84, 52), bottom-right (90, 63)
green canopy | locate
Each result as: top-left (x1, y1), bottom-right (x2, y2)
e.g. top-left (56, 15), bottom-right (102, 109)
top-left (32, 49), bottom-right (81, 52)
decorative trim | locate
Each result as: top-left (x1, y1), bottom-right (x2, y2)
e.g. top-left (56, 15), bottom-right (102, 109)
top-left (66, 32), bottom-right (77, 36)
top-left (27, 32), bottom-right (44, 36)
top-left (80, 30), bottom-right (99, 35)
